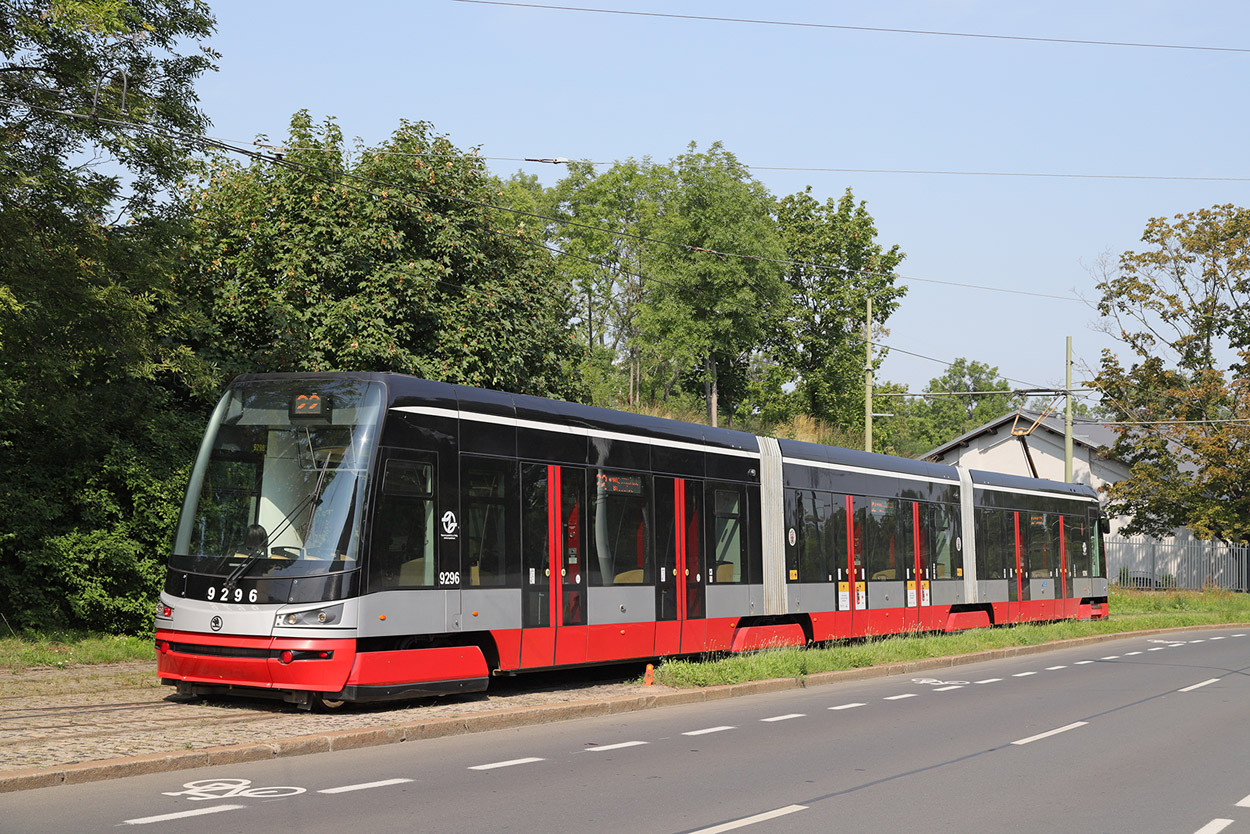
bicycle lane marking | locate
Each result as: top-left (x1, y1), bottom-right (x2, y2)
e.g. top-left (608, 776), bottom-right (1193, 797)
top-left (161, 778), bottom-right (306, 801)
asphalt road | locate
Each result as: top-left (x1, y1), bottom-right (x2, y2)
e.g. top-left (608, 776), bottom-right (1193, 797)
top-left (8, 628), bottom-right (1250, 834)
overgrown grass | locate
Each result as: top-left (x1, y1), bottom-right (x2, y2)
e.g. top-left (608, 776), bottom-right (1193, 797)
top-left (0, 631), bottom-right (154, 672)
top-left (651, 588), bottom-right (1250, 688)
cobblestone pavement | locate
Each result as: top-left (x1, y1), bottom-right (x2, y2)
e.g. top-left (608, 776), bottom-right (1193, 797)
top-left (0, 661), bottom-right (660, 773)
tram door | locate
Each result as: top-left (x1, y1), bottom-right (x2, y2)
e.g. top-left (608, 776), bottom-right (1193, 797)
top-left (520, 465), bottom-right (587, 667)
top-left (904, 502), bottom-right (930, 630)
top-left (1008, 511), bottom-right (1030, 621)
top-left (655, 477), bottom-right (706, 656)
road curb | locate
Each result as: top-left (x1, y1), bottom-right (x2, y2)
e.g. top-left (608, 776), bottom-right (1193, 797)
top-left (2, 623), bottom-right (1240, 793)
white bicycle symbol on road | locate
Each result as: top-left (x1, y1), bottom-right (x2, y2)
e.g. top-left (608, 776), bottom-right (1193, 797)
top-left (912, 677), bottom-right (970, 686)
top-left (163, 778), bottom-right (306, 801)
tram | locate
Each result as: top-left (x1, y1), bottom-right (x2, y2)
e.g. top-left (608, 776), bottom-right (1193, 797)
top-left (156, 373), bottom-right (1109, 709)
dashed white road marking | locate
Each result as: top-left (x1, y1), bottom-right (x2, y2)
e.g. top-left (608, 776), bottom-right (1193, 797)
top-left (1193, 819), bottom-right (1234, 834)
top-left (1013, 672), bottom-right (1037, 677)
top-left (1046, 665), bottom-right (1068, 670)
top-left (1125, 651), bottom-right (1143, 656)
top-left (688, 804), bottom-right (808, 834)
top-left (829, 703), bottom-right (866, 710)
top-left (1179, 679), bottom-right (1220, 693)
top-left (1148, 647), bottom-right (1167, 651)
top-left (884, 693), bottom-right (918, 701)
top-left (469, 757), bottom-right (545, 770)
top-left (318, 778), bottom-right (413, 794)
top-left (934, 685), bottom-right (963, 691)
top-left (1235, 792), bottom-right (1250, 807)
top-left (684, 726), bottom-right (736, 736)
top-left (1075, 660), bottom-right (1095, 665)
top-left (976, 678), bottom-right (1003, 684)
top-left (761, 713), bottom-right (805, 722)
top-left (124, 806), bottom-right (246, 825)
top-left (1101, 655), bottom-right (1121, 660)
top-left (586, 741), bottom-right (648, 752)
top-left (1012, 721), bottom-right (1088, 746)
top-left (1189, 639), bottom-right (1206, 643)
top-left (1210, 636), bottom-right (1226, 641)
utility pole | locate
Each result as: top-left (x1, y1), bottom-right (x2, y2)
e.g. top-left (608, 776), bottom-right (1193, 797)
top-left (864, 297), bottom-right (873, 453)
top-left (1064, 336), bottom-right (1074, 483)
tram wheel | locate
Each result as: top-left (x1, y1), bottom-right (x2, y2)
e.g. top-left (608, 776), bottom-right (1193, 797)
top-left (311, 692), bottom-right (347, 712)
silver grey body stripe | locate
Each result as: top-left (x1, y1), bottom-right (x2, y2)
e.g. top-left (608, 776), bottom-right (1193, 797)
top-left (390, 406), bottom-right (760, 460)
top-left (782, 456), bottom-right (955, 486)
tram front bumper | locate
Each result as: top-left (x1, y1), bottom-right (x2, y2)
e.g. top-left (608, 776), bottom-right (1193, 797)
top-left (155, 629), bottom-right (356, 692)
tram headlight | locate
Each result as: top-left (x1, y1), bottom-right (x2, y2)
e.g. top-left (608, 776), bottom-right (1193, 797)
top-left (155, 603), bottom-right (173, 620)
top-left (276, 604), bottom-right (343, 627)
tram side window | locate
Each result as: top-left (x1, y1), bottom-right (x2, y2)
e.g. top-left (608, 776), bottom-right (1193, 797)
top-left (975, 508), bottom-right (1010, 580)
top-left (711, 486), bottom-right (746, 583)
top-left (521, 464), bottom-right (550, 622)
top-left (369, 458), bottom-right (436, 590)
top-left (825, 494), bottom-right (848, 582)
top-left (589, 470), bottom-right (653, 586)
top-left (462, 457), bottom-right (519, 587)
top-left (804, 491), bottom-right (843, 583)
top-left (1025, 513), bottom-right (1060, 577)
top-left (1066, 515), bottom-right (1092, 578)
top-left (798, 490), bottom-right (823, 582)
top-left (924, 502), bottom-right (962, 580)
top-left (786, 490), bottom-right (806, 582)
top-left (856, 497), bottom-right (908, 581)
top-left (1089, 509), bottom-right (1105, 578)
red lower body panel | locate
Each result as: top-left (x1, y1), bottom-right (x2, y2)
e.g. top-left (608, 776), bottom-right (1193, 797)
top-left (155, 629), bottom-right (356, 692)
top-left (945, 610), bottom-right (992, 631)
top-left (344, 646), bottom-right (488, 687)
top-left (730, 623), bottom-right (805, 652)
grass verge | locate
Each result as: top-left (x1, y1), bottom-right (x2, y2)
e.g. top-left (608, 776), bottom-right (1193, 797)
top-left (0, 631), bottom-right (154, 672)
top-left (651, 588), bottom-right (1250, 688)
top-left (3, 589), bottom-right (1247, 677)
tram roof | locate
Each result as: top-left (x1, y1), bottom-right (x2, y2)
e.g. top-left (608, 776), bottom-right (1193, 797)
top-left (231, 372), bottom-right (762, 457)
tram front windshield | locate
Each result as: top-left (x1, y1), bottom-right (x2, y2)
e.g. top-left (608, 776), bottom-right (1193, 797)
top-left (171, 379), bottom-right (384, 578)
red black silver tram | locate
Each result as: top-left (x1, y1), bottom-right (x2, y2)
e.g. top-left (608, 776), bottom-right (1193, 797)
top-left (156, 373), bottom-right (1109, 709)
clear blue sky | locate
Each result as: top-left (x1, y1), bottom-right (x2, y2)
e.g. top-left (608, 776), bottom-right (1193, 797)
top-left (195, 1), bottom-right (1250, 402)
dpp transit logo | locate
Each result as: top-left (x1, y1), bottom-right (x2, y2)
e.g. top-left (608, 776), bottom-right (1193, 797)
top-left (441, 510), bottom-right (459, 541)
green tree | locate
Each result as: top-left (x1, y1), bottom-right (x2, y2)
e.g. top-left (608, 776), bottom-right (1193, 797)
top-left (1095, 204), bottom-right (1250, 541)
top-left (183, 112), bottom-right (585, 400)
top-left (881, 359), bottom-right (1021, 457)
top-left (640, 142), bottom-right (786, 426)
top-left (547, 158), bottom-right (664, 407)
top-left (0, 1), bottom-right (218, 632)
top-left (776, 186), bottom-right (906, 429)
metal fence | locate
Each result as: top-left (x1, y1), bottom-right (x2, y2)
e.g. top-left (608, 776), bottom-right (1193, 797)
top-left (1105, 535), bottom-right (1250, 591)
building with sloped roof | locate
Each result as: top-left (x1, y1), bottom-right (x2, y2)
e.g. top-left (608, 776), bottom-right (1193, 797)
top-left (921, 409), bottom-right (1130, 534)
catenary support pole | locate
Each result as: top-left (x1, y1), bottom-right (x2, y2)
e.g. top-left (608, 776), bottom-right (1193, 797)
top-left (865, 297), bottom-right (873, 453)
top-left (1065, 336), bottom-right (1074, 483)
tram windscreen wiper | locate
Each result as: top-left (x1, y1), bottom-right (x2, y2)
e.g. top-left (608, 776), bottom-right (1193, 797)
top-left (223, 543), bottom-right (265, 589)
top-left (224, 452), bottom-right (332, 587)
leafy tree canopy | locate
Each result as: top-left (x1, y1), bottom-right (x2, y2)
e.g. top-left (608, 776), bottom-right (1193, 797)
top-left (776, 186), bottom-right (906, 428)
top-left (182, 111), bottom-right (585, 400)
top-left (641, 142), bottom-right (787, 426)
top-left (1095, 204), bottom-right (1250, 542)
top-left (0, 0), bottom-right (219, 632)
